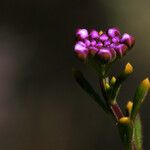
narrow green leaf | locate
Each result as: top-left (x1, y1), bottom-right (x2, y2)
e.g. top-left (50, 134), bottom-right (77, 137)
top-left (73, 69), bottom-right (108, 113)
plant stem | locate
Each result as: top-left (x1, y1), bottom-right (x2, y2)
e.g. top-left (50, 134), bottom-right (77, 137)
top-left (99, 77), bottom-right (124, 121)
top-left (133, 115), bottom-right (143, 150)
top-left (99, 72), bottom-right (143, 150)
top-left (110, 103), bottom-right (124, 120)
top-left (118, 115), bottom-right (143, 150)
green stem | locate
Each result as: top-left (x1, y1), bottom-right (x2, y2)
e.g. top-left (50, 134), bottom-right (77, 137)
top-left (118, 122), bottom-right (134, 150)
top-left (133, 115), bottom-right (143, 150)
top-left (118, 115), bottom-right (143, 150)
top-left (98, 68), bottom-right (143, 150)
top-left (99, 77), bottom-right (124, 121)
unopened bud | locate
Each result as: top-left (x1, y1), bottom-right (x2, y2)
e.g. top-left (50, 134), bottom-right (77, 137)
top-left (99, 30), bottom-right (103, 35)
top-left (90, 30), bottom-right (99, 39)
top-left (124, 63), bottom-right (133, 74)
top-left (74, 41), bottom-right (89, 60)
top-left (141, 78), bottom-right (150, 90)
top-left (107, 27), bottom-right (121, 38)
top-left (105, 83), bottom-right (110, 90)
top-left (99, 33), bottom-right (109, 42)
top-left (114, 44), bottom-right (128, 57)
top-left (120, 33), bottom-right (135, 48)
top-left (126, 101), bottom-right (133, 114)
top-left (97, 47), bottom-right (116, 63)
top-left (76, 29), bottom-right (89, 40)
top-left (110, 76), bottom-right (116, 85)
top-left (119, 117), bottom-right (130, 124)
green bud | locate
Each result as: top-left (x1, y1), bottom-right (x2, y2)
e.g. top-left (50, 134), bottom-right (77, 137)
top-left (110, 76), bottom-right (116, 85)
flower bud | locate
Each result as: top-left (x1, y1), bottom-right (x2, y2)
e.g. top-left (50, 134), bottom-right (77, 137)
top-left (105, 83), bottom-right (110, 90)
top-left (110, 76), bottom-right (116, 85)
top-left (104, 40), bottom-right (111, 46)
top-left (76, 29), bottom-right (88, 40)
top-left (99, 30), bottom-right (103, 35)
top-left (126, 101), bottom-right (133, 114)
top-left (89, 46), bottom-right (99, 56)
top-left (96, 41), bottom-right (103, 48)
top-left (90, 30), bottom-right (99, 39)
top-left (90, 40), bottom-right (97, 46)
top-left (97, 47), bottom-right (116, 63)
top-left (109, 43), bottom-right (116, 48)
top-left (99, 33), bottom-right (109, 42)
top-left (141, 78), bottom-right (150, 90)
top-left (88, 40), bottom-right (99, 56)
top-left (119, 117), bottom-right (130, 124)
top-left (114, 44), bottom-right (128, 57)
top-left (112, 36), bottom-right (120, 43)
top-left (120, 33), bottom-right (135, 48)
top-left (107, 27), bottom-right (121, 38)
top-left (84, 39), bottom-right (91, 47)
top-left (74, 41), bottom-right (88, 60)
top-left (109, 48), bottom-right (116, 60)
top-left (124, 63), bottom-right (133, 74)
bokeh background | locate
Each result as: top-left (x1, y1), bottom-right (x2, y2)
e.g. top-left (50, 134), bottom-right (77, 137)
top-left (0, 0), bottom-right (149, 149)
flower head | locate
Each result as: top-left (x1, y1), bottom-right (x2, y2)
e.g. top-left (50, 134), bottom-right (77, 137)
top-left (74, 27), bottom-right (135, 63)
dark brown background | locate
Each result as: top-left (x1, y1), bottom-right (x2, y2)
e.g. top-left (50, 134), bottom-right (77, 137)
top-left (0, 0), bottom-right (149, 149)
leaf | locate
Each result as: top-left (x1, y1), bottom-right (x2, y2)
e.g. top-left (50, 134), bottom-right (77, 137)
top-left (73, 69), bottom-right (108, 113)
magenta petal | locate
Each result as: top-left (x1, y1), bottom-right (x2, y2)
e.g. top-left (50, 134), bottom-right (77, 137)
top-left (84, 39), bottom-right (91, 47)
top-left (120, 33), bottom-right (135, 48)
top-left (90, 30), bottom-right (99, 39)
top-left (107, 27), bottom-right (121, 38)
top-left (114, 44), bottom-right (128, 57)
top-left (97, 47), bottom-right (114, 63)
top-left (74, 41), bottom-right (87, 52)
top-left (90, 40), bottom-right (97, 46)
top-left (74, 41), bottom-right (88, 60)
top-left (99, 33), bottom-right (109, 42)
top-left (89, 46), bottom-right (99, 56)
top-left (112, 36), bottom-right (120, 43)
top-left (96, 42), bottom-right (103, 48)
top-left (104, 40), bottom-right (111, 46)
top-left (76, 29), bottom-right (89, 40)
top-left (110, 43), bottom-right (117, 48)
top-left (109, 48), bottom-right (116, 60)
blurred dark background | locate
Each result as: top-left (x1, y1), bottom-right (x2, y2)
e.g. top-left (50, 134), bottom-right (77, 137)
top-left (0, 0), bottom-right (149, 149)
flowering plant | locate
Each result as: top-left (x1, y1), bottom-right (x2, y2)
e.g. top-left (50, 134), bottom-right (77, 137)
top-left (73, 27), bottom-right (150, 150)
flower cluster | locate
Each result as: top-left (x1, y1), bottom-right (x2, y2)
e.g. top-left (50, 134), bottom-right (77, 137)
top-left (73, 26), bottom-right (149, 149)
top-left (74, 27), bottom-right (135, 63)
